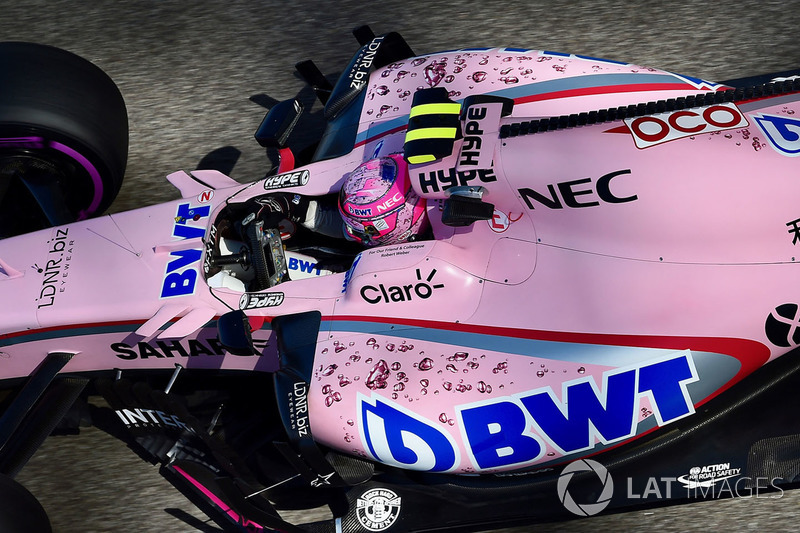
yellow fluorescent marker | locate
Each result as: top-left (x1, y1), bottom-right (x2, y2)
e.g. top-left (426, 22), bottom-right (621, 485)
top-left (405, 127), bottom-right (457, 142)
top-left (409, 102), bottom-right (461, 118)
top-left (407, 154), bottom-right (437, 164)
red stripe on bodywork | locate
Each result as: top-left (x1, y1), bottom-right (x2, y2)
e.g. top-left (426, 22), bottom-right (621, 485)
top-left (512, 83), bottom-right (698, 105)
top-left (326, 315), bottom-right (770, 402)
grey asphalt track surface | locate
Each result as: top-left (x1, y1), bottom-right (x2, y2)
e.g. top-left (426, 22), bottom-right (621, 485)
top-left (4, 1), bottom-right (800, 531)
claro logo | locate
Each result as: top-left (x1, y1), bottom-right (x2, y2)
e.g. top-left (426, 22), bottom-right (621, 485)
top-left (361, 268), bottom-right (444, 304)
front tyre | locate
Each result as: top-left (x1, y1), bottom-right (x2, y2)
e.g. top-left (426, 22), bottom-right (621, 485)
top-left (0, 42), bottom-right (128, 238)
top-left (0, 474), bottom-right (51, 532)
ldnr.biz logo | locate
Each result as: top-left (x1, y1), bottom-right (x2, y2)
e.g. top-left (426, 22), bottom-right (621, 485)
top-left (557, 459), bottom-right (614, 516)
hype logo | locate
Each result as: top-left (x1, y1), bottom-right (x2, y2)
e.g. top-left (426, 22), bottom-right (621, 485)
top-left (753, 113), bottom-right (800, 156)
top-left (358, 394), bottom-right (459, 472)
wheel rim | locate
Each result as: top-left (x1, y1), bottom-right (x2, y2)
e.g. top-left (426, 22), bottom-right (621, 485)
top-left (0, 134), bottom-right (105, 237)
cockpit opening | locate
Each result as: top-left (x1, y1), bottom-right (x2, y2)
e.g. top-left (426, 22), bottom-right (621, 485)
top-left (203, 194), bottom-right (361, 293)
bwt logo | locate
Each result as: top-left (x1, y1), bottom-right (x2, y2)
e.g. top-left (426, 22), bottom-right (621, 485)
top-left (359, 394), bottom-right (459, 472)
top-left (358, 351), bottom-right (698, 473)
top-left (347, 205), bottom-right (373, 217)
top-left (161, 202), bottom-right (211, 298)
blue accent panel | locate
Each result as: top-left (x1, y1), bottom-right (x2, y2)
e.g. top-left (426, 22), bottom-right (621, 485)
top-left (574, 54), bottom-right (628, 65)
top-left (356, 72), bottom-right (690, 145)
top-left (326, 320), bottom-right (675, 366)
top-left (484, 72), bottom-right (687, 101)
top-left (668, 72), bottom-right (720, 89)
top-left (354, 115), bottom-right (409, 145)
top-left (0, 323), bottom-right (143, 347)
top-left (0, 320), bottom-right (274, 348)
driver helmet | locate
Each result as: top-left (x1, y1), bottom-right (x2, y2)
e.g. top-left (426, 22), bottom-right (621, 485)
top-left (338, 154), bottom-right (428, 246)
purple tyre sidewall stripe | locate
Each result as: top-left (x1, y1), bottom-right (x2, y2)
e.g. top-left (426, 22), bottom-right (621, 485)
top-left (0, 135), bottom-right (105, 219)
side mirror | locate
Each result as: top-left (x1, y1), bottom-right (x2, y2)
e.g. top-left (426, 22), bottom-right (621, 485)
top-left (254, 98), bottom-right (303, 148)
top-left (217, 310), bottom-right (257, 355)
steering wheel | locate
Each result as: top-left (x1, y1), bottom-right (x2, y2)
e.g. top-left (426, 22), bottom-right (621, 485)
top-left (245, 219), bottom-right (288, 290)
top-left (211, 217), bottom-right (288, 291)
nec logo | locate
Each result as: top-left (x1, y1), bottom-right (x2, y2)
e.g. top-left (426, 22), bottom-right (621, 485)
top-left (625, 102), bottom-right (747, 148)
top-left (376, 192), bottom-right (403, 213)
top-left (518, 169), bottom-right (636, 210)
top-left (263, 169), bottom-right (310, 190)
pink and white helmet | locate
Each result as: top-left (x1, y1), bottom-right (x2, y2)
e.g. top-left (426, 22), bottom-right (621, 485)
top-left (338, 154), bottom-right (428, 246)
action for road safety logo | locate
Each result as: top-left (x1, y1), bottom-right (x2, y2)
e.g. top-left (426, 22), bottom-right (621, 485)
top-left (678, 462), bottom-right (741, 489)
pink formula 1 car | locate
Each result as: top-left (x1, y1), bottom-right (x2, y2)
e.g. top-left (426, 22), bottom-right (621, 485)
top-left (2, 25), bottom-right (800, 532)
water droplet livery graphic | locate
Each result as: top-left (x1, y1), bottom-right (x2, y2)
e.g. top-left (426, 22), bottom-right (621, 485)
top-left (424, 64), bottom-right (445, 86)
top-left (471, 71), bottom-right (487, 82)
top-left (366, 359), bottom-right (390, 390)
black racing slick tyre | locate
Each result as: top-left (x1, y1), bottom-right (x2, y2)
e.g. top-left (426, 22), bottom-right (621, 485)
top-left (0, 474), bottom-right (52, 533)
top-left (0, 42), bottom-right (128, 238)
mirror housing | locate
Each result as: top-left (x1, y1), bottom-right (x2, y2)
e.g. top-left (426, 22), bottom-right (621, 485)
top-left (254, 98), bottom-right (303, 148)
top-left (217, 310), bottom-right (257, 355)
